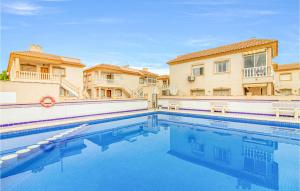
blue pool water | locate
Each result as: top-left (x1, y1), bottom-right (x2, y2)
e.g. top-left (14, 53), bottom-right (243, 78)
top-left (1, 113), bottom-right (300, 191)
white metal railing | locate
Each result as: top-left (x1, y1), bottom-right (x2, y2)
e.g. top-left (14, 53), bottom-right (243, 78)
top-left (14, 71), bottom-right (61, 81)
top-left (243, 66), bottom-right (273, 78)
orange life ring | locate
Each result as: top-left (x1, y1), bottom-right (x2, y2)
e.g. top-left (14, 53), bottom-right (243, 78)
top-left (40, 96), bottom-right (56, 108)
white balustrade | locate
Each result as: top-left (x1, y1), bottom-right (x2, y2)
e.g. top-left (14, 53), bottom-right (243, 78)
top-left (243, 66), bottom-right (272, 78)
top-left (15, 71), bottom-right (61, 81)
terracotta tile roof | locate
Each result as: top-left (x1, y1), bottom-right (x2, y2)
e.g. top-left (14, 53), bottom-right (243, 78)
top-left (11, 51), bottom-right (85, 66)
top-left (84, 64), bottom-right (158, 77)
top-left (168, 38), bottom-right (278, 64)
top-left (138, 69), bottom-right (158, 77)
top-left (273, 63), bottom-right (300, 71)
top-left (157, 75), bottom-right (169, 80)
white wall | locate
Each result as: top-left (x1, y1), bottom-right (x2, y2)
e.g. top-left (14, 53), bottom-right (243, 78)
top-left (0, 100), bottom-right (148, 125)
top-left (158, 98), bottom-right (299, 116)
top-left (0, 81), bottom-right (60, 104)
top-left (0, 92), bottom-right (16, 103)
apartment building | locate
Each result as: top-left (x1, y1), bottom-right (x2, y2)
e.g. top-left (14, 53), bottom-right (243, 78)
top-left (83, 64), bottom-right (158, 99)
top-left (4, 45), bottom-right (85, 102)
top-left (273, 63), bottom-right (300, 96)
top-left (167, 39), bottom-right (278, 96)
top-left (157, 75), bottom-right (170, 96)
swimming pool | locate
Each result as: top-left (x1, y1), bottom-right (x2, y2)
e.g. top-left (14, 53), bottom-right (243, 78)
top-left (1, 112), bottom-right (300, 191)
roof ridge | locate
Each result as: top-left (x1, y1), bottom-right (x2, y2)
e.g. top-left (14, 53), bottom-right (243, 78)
top-left (169, 38), bottom-right (278, 64)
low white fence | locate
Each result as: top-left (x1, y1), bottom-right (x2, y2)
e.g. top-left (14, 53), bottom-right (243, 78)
top-left (158, 98), bottom-right (300, 116)
top-left (0, 99), bottom-right (148, 125)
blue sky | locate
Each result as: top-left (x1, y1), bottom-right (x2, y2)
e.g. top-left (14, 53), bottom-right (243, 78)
top-left (1, 0), bottom-right (299, 74)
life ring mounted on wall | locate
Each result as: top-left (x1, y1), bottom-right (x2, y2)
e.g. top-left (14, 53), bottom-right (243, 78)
top-left (40, 96), bottom-right (56, 108)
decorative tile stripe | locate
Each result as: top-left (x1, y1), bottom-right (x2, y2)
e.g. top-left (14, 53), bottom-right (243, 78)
top-left (160, 107), bottom-right (299, 118)
top-left (0, 99), bottom-right (146, 109)
top-left (1, 112), bottom-right (152, 139)
top-left (0, 108), bottom-right (148, 128)
top-left (159, 111), bottom-right (300, 129)
top-left (179, 107), bottom-right (300, 118)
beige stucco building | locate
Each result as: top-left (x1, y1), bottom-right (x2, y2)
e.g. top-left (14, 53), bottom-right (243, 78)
top-left (157, 75), bottom-right (170, 96)
top-left (273, 63), bottom-right (300, 96)
top-left (4, 45), bottom-right (85, 103)
top-left (83, 64), bottom-right (158, 99)
top-left (167, 39), bottom-right (278, 96)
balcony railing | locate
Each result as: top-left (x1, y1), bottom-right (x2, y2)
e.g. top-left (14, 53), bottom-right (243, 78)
top-left (243, 66), bottom-right (273, 78)
top-left (159, 84), bottom-right (169, 89)
top-left (93, 78), bottom-right (121, 85)
top-left (14, 71), bottom-right (61, 81)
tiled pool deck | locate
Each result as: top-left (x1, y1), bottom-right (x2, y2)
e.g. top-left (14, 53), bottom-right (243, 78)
top-left (1, 108), bottom-right (299, 134)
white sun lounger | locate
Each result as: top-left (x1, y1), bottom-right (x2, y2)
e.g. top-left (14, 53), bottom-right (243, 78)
top-left (272, 101), bottom-right (300, 118)
top-left (168, 100), bottom-right (180, 110)
top-left (210, 101), bottom-right (228, 114)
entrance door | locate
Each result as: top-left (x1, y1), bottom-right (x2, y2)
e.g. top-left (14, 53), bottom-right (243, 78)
top-left (106, 90), bottom-right (112, 98)
top-left (41, 67), bottom-right (49, 80)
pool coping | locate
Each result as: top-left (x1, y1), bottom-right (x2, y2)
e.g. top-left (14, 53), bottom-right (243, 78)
top-left (0, 109), bottom-right (151, 134)
top-left (0, 108), bottom-right (299, 134)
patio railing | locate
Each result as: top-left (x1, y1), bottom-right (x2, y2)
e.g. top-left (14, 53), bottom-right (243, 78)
top-left (243, 66), bottom-right (273, 78)
top-left (14, 71), bottom-right (61, 81)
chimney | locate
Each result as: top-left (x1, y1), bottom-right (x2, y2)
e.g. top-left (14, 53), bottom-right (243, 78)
top-left (142, 68), bottom-right (148, 71)
top-left (29, 44), bottom-right (43, 53)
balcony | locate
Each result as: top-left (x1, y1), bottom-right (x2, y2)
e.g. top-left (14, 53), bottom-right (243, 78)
top-left (93, 78), bottom-right (122, 87)
top-left (11, 71), bottom-right (62, 83)
top-left (140, 78), bottom-right (156, 86)
top-left (242, 66), bottom-right (274, 84)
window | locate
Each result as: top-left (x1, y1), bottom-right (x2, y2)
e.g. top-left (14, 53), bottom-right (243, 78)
top-left (147, 77), bottom-right (156, 84)
top-left (52, 67), bottom-right (65, 77)
top-left (279, 73), bottom-right (292, 81)
top-left (214, 147), bottom-right (230, 164)
top-left (244, 52), bottom-right (266, 68)
top-left (101, 89), bottom-right (105, 98)
top-left (106, 73), bottom-right (113, 79)
top-left (20, 64), bottom-right (36, 72)
top-left (139, 78), bottom-right (145, 84)
top-left (215, 61), bottom-right (229, 73)
top-left (192, 65), bottom-right (204, 76)
top-left (115, 89), bottom-right (122, 97)
top-left (213, 88), bottom-right (231, 96)
top-left (191, 89), bottom-right (205, 96)
top-left (87, 89), bottom-right (92, 97)
top-left (94, 71), bottom-right (99, 80)
top-left (96, 88), bottom-right (100, 97)
top-left (280, 89), bottom-right (292, 96)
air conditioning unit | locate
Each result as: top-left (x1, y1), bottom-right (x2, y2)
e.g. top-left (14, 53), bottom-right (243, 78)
top-left (188, 76), bottom-right (195, 82)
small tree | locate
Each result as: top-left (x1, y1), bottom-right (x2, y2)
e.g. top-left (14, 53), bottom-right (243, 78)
top-left (0, 70), bottom-right (9, 80)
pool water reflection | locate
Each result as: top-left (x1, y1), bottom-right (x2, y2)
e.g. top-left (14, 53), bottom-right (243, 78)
top-left (1, 114), bottom-right (299, 191)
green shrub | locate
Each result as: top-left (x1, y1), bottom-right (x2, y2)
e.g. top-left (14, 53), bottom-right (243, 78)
top-left (0, 70), bottom-right (9, 80)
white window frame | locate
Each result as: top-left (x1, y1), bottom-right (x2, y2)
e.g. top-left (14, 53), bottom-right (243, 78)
top-left (215, 61), bottom-right (229, 73)
top-left (244, 52), bottom-right (267, 68)
top-left (115, 89), bottom-right (122, 97)
top-left (192, 65), bottom-right (205, 76)
top-left (279, 73), bottom-right (292, 81)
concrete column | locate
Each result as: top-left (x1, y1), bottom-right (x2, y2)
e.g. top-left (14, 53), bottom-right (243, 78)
top-left (267, 83), bottom-right (273, 96)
